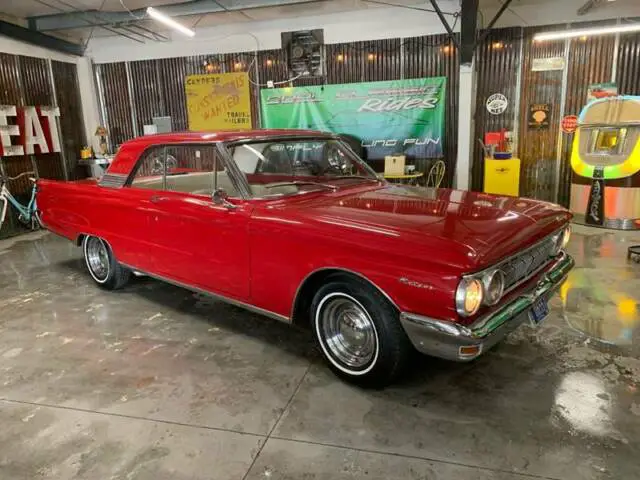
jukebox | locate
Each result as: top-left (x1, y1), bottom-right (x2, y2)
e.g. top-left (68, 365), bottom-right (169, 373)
top-left (570, 96), bottom-right (640, 230)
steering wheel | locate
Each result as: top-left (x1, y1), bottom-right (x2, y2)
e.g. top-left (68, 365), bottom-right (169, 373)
top-left (320, 143), bottom-right (347, 175)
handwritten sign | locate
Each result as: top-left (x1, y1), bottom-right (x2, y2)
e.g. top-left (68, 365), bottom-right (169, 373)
top-left (185, 72), bottom-right (252, 131)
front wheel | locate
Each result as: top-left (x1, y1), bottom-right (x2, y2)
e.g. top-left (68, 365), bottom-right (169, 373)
top-left (83, 235), bottom-right (131, 290)
top-left (311, 277), bottom-right (413, 387)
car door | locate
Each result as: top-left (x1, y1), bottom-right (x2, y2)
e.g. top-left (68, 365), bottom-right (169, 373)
top-left (141, 143), bottom-right (251, 301)
top-left (116, 145), bottom-right (170, 272)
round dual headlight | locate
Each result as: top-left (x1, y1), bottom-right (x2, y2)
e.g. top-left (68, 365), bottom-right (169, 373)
top-left (482, 269), bottom-right (505, 306)
top-left (552, 226), bottom-right (572, 256)
top-left (456, 278), bottom-right (484, 317)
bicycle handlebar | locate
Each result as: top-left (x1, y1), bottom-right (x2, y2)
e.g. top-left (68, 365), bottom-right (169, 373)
top-left (0, 171), bottom-right (36, 182)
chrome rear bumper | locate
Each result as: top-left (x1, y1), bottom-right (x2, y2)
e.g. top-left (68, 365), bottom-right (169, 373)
top-left (399, 252), bottom-right (575, 361)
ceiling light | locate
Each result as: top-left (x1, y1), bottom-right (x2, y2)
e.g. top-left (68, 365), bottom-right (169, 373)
top-left (146, 7), bottom-right (195, 37)
top-left (534, 23), bottom-right (640, 41)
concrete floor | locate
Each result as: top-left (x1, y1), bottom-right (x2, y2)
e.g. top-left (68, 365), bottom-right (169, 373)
top-left (0, 225), bottom-right (639, 480)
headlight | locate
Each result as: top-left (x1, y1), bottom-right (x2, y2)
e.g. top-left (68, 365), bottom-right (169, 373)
top-left (552, 226), bottom-right (571, 256)
top-left (456, 278), bottom-right (484, 317)
top-left (482, 269), bottom-right (505, 306)
top-left (561, 226), bottom-right (571, 249)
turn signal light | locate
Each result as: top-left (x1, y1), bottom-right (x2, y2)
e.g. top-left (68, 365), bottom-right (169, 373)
top-left (459, 345), bottom-right (482, 358)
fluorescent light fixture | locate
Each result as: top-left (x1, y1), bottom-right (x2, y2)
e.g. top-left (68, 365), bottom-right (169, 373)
top-left (146, 7), bottom-right (195, 37)
top-left (534, 23), bottom-right (640, 41)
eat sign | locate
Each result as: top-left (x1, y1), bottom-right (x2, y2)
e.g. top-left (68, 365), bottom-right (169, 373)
top-left (0, 105), bottom-right (62, 156)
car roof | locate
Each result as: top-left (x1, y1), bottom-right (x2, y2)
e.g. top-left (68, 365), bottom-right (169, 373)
top-left (123, 129), bottom-right (335, 147)
top-left (105, 129), bottom-right (340, 176)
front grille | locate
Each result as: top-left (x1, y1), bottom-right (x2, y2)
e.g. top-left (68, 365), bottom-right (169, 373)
top-left (500, 234), bottom-right (557, 291)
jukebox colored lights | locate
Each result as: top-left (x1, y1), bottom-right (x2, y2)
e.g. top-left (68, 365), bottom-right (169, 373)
top-left (571, 129), bottom-right (640, 180)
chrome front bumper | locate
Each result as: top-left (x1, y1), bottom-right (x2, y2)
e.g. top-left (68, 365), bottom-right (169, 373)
top-left (399, 252), bottom-right (575, 361)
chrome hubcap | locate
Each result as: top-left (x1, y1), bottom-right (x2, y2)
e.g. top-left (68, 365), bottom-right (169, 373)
top-left (86, 237), bottom-right (110, 281)
top-left (320, 295), bottom-right (377, 369)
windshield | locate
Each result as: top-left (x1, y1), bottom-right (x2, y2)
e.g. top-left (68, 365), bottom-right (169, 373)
top-left (225, 138), bottom-right (378, 197)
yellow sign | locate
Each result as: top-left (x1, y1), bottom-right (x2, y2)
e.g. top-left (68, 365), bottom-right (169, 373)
top-left (185, 72), bottom-right (252, 131)
top-left (483, 158), bottom-right (521, 197)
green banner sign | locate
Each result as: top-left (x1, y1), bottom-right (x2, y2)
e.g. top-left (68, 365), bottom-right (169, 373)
top-left (260, 77), bottom-right (446, 160)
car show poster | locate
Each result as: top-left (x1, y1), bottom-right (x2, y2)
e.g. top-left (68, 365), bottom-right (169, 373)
top-left (185, 72), bottom-right (252, 131)
top-left (260, 77), bottom-right (446, 159)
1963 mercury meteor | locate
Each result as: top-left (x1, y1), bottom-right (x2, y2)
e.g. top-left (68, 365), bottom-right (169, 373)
top-left (37, 130), bottom-right (574, 386)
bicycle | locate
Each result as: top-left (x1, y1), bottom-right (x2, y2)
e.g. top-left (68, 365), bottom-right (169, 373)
top-left (0, 171), bottom-right (41, 231)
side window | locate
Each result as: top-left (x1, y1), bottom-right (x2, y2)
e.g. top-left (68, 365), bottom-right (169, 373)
top-left (130, 144), bottom-right (240, 197)
top-left (130, 146), bottom-right (167, 190)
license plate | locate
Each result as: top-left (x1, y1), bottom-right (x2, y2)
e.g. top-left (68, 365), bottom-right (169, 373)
top-left (529, 297), bottom-right (549, 326)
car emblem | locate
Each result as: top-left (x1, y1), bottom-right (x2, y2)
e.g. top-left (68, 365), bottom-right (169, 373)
top-left (399, 277), bottom-right (432, 289)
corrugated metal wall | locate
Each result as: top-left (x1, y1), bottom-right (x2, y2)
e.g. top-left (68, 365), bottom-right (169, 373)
top-left (558, 34), bottom-right (616, 206)
top-left (96, 62), bottom-right (134, 148)
top-left (52, 60), bottom-right (86, 181)
top-left (617, 31), bottom-right (640, 95)
top-left (473, 24), bottom-right (639, 207)
top-left (97, 24), bottom-right (640, 199)
top-left (472, 27), bottom-right (522, 192)
top-left (0, 54), bottom-right (84, 239)
top-left (403, 34), bottom-right (459, 187)
top-left (98, 35), bottom-right (460, 187)
top-left (517, 30), bottom-right (565, 203)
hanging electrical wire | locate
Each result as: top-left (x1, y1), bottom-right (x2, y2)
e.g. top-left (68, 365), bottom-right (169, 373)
top-left (118, 0), bottom-right (144, 20)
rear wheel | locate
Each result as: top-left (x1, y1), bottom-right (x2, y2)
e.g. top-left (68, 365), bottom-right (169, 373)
top-left (83, 235), bottom-right (130, 290)
top-left (311, 276), bottom-right (413, 387)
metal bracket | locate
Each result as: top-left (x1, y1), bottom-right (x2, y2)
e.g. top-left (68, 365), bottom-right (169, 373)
top-left (428, 0), bottom-right (460, 50)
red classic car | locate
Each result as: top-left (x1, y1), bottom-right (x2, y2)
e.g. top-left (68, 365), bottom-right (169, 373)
top-left (37, 130), bottom-right (574, 386)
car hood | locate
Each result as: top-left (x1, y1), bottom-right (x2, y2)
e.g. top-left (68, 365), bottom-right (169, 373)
top-left (276, 184), bottom-right (571, 271)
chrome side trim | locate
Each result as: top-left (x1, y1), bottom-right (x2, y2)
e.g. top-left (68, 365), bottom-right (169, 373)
top-left (120, 263), bottom-right (290, 323)
top-left (291, 267), bottom-right (401, 320)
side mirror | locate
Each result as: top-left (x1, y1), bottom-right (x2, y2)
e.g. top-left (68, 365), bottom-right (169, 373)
top-left (212, 188), bottom-right (237, 209)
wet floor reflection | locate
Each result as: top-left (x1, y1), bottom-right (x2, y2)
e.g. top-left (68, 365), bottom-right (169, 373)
top-left (560, 226), bottom-right (640, 349)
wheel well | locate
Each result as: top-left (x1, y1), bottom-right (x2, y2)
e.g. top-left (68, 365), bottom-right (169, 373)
top-left (291, 269), bottom-right (397, 329)
top-left (75, 233), bottom-right (86, 246)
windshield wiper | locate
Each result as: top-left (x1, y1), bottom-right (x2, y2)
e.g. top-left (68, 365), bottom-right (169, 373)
top-left (265, 181), bottom-right (338, 191)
